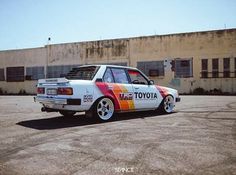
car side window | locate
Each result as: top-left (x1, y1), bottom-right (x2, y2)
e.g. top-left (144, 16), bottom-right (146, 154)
top-left (128, 69), bottom-right (148, 85)
top-left (103, 68), bottom-right (114, 83)
top-left (111, 68), bottom-right (129, 84)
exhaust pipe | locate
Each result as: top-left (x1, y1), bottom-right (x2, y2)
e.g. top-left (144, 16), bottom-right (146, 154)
top-left (41, 107), bottom-right (46, 112)
top-left (41, 107), bottom-right (58, 112)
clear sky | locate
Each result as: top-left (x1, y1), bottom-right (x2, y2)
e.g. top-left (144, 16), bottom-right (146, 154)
top-left (0, 0), bottom-right (236, 50)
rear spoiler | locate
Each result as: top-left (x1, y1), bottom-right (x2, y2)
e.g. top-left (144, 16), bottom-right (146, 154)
top-left (38, 78), bottom-right (69, 84)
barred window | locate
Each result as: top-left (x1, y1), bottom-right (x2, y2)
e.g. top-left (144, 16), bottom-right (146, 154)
top-left (0, 69), bottom-right (4, 81)
top-left (201, 59), bottom-right (208, 78)
top-left (6, 67), bottom-right (24, 82)
top-left (26, 67), bottom-right (44, 80)
top-left (223, 58), bottom-right (230, 78)
top-left (137, 61), bottom-right (164, 77)
top-left (175, 58), bottom-right (193, 78)
top-left (212, 58), bottom-right (219, 78)
top-left (47, 65), bottom-right (79, 78)
top-left (235, 57), bottom-right (236, 77)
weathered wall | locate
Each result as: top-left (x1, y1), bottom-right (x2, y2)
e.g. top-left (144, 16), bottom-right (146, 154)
top-left (79, 39), bottom-right (129, 65)
top-left (0, 29), bottom-right (236, 94)
top-left (129, 29), bottom-right (236, 93)
top-left (0, 47), bottom-right (46, 94)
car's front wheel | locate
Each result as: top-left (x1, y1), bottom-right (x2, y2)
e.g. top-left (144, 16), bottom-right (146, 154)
top-left (95, 97), bottom-right (115, 121)
top-left (59, 110), bottom-right (76, 117)
top-left (161, 95), bottom-right (175, 113)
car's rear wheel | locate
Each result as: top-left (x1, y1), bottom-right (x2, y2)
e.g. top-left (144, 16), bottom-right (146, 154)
top-left (161, 95), bottom-right (174, 113)
top-left (59, 110), bottom-right (76, 117)
top-left (95, 97), bottom-right (114, 121)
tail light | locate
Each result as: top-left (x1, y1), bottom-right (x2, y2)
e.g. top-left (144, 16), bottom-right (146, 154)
top-left (57, 87), bottom-right (73, 95)
top-left (37, 87), bottom-right (45, 94)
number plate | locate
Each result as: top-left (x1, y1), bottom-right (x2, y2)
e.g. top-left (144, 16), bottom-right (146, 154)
top-left (47, 88), bottom-right (57, 95)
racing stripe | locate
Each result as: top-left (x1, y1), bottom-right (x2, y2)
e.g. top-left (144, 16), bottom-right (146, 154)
top-left (95, 82), bottom-right (121, 110)
top-left (95, 82), bottom-right (135, 111)
top-left (112, 84), bottom-right (130, 110)
top-left (155, 86), bottom-right (168, 98)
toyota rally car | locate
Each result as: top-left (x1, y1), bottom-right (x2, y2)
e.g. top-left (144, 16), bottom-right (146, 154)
top-left (35, 65), bottom-right (180, 121)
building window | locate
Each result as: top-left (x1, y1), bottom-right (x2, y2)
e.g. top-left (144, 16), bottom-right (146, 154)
top-left (26, 67), bottom-right (44, 80)
top-left (223, 58), bottom-right (230, 78)
top-left (137, 61), bottom-right (164, 77)
top-left (212, 58), bottom-right (219, 78)
top-left (6, 67), bottom-right (24, 82)
top-left (201, 59), bottom-right (208, 78)
top-left (235, 58), bottom-right (236, 77)
top-left (0, 69), bottom-right (4, 81)
top-left (175, 58), bottom-right (193, 78)
top-left (47, 65), bottom-right (79, 78)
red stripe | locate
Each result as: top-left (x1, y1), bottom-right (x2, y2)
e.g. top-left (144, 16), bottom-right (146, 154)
top-left (95, 82), bottom-right (121, 110)
top-left (155, 85), bottom-right (168, 98)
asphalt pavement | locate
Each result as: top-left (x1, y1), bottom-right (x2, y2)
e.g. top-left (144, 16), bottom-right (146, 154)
top-left (0, 96), bottom-right (236, 175)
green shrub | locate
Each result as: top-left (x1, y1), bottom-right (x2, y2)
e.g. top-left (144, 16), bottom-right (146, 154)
top-left (192, 87), bottom-right (206, 95)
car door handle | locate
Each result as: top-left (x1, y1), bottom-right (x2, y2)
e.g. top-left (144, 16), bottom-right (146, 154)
top-left (134, 87), bottom-right (139, 89)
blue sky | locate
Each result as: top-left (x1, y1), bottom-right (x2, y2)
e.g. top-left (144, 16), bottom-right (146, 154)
top-left (0, 0), bottom-right (236, 50)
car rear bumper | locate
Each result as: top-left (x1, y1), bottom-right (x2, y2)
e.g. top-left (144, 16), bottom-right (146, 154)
top-left (34, 96), bottom-right (87, 112)
top-left (34, 96), bottom-right (81, 105)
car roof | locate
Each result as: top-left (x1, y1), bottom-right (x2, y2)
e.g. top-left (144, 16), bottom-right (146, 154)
top-left (77, 64), bottom-right (138, 70)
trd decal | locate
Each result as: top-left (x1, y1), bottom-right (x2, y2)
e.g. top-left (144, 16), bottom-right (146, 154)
top-left (119, 93), bottom-right (133, 100)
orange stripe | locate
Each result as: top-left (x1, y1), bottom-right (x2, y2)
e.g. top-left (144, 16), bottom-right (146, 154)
top-left (119, 85), bottom-right (135, 110)
top-left (112, 84), bottom-right (130, 111)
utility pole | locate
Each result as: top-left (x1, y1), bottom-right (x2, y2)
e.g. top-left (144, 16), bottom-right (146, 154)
top-left (45, 37), bottom-right (51, 78)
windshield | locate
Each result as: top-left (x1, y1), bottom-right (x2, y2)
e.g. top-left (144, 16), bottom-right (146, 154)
top-left (66, 66), bottom-right (99, 80)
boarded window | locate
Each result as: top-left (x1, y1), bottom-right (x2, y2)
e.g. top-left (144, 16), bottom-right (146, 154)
top-left (6, 67), bottom-right (24, 82)
top-left (47, 65), bottom-right (79, 78)
top-left (137, 61), bottom-right (164, 77)
top-left (223, 58), bottom-right (230, 78)
top-left (26, 67), bottom-right (44, 80)
top-left (201, 59), bottom-right (208, 78)
top-left (175, 58), bottom-right (193, 78)
top-left (212, 58), bottom-right (219, 78)
top-left (0, 69), bottom-right (4, 81)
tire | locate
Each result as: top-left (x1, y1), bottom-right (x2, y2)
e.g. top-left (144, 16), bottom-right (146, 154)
top-left (59, 110), bottom-right (76, 117)
top-left (94, 97), bottom-right (115, 121)
top-left (160, 95), bottom-right (175, 113)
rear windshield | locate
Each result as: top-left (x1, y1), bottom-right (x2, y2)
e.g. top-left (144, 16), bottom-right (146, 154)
top-left (66, 66), bottom-right (99, 80)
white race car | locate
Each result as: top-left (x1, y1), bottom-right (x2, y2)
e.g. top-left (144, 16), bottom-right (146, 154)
top-left (35, 65), bottom-right (180, 121)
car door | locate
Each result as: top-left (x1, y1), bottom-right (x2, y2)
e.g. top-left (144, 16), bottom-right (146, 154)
top-left (127, 69), bottom-right (159, 110)
top-left (103, 67), bottom-right (135, 111)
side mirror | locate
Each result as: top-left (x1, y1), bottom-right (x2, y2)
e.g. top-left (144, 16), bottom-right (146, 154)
top-left (148, 80), bottom-right (154, 85)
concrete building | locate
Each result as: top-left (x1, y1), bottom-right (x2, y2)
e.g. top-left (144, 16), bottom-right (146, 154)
top-left (0, 28), bottom-right (236, 94)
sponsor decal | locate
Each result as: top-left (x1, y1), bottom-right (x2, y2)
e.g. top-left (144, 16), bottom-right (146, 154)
top-left (134, 92), bottom-right (158, 99)
top-left (119, 93), bottom-right (133, 100)
top-left (83, 94), bottom-right (93, 102)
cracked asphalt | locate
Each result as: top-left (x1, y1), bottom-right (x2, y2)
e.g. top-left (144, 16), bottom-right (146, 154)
top-left (0, 96), bottom-right (236, 175)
